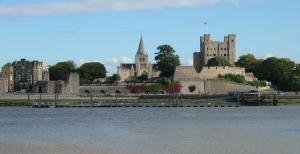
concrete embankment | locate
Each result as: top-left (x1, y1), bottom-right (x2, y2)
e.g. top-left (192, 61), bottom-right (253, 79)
top-left (0, 94), bottom-right (237, 107)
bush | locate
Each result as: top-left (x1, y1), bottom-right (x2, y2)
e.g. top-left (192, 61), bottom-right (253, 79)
top-left (219, 74), bottom-right (245, 83)
top-left (248, 80), bottom-right (267, 87)
top-left (207, 57), bottom-right (231, 67)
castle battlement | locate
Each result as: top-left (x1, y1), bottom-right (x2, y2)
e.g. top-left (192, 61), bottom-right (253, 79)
top-left (194, 34), bottom-right (236, 72)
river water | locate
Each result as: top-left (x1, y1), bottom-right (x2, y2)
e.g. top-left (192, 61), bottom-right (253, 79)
top-left (0, 106), bottom-right (300, 154)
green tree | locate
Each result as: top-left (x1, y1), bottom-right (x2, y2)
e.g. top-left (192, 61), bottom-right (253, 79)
top-left (138, 72), bottom-right (149, 81)
top-left (278, 74), bottom-right (300, 92)
top-left (207, 56), bottom-right (231, 67)
top-left (49, 61), bottom-right (77, 81)
top-left (255, 57), bottom-right (295, 85)
top-left (155, 45), bottom-right (181, 78)
top-left (236, 54), bottom-right (261, 73)
top-left (79, 62), bottom-right (106, 84)
top-left (160, 77), bottom-right (172, 89)
top-left (110, 74), bottom-right (121, 83)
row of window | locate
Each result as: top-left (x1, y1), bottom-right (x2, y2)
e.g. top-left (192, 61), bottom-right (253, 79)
top-left (207, 54), bottom-right (228, 57)
top-left (207, 47), bottom-right (228, 51)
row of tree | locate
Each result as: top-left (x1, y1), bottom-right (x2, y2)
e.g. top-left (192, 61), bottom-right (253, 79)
top-left (237, 54), bottom-right (300, 91)
top-left (207, 54), bottom-right (300, 91)
top-left (49, 44), bottom-right (181, 84)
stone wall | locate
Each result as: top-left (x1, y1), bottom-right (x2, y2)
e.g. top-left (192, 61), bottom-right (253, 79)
top-left (174, 66), bottom-right (256, 82)
top-left (199, 66), bottom-right (246, 79)
top-left (174, 66), bottom-right (257, 95)
top-left (179, 79), bottom-right (256, 95)
top-left (0, 78), bottom-right (8, 94)
top-left (80, 85), bottom-right (129, 95)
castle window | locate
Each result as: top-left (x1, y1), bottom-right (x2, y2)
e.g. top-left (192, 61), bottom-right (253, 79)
top-left (224, 54), bottom-right (227, 56)
top-left (207, 54), bottom-right (209, 57)
top-left (224, 48), bottom-right (227, 50)
top-left (207, 48), bottom-right (209, 50)
top-left (232, 40), bottom-right (234, 42)
top-left (214, 48), bottom-right (216, 50)
top-left (214, 54), bottom-right (216, 56)
top-left (221, 48), bottom-right (223, 50)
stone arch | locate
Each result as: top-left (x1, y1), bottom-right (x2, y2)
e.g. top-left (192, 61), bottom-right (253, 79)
top-left (100, 90), bottom-right (106, 94)
top-left (115, 90), bottom-right (121, 94)
top-left (188, 85), bottom-right (196, 93)
top-left (84, 90), bottom-right (90, 94)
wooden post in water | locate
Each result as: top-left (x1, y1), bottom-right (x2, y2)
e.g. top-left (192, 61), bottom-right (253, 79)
top-left (27, 93), bottom-right (30, 108)
top-left (90, 94), bottom-right (93, 104)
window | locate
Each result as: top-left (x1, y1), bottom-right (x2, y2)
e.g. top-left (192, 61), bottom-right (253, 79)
top-left (224, 54), bottom-right (227, 56)
top-left (214, 54), bottom-right (216, 56)
top-left (232, 40), bottom-right (234, 42)
top-left (221, 48), bottom-right (223, 50)
top-left (207, 54), bottom-right (209, 57)
top-left (224, 48), bottom-right (227, 50)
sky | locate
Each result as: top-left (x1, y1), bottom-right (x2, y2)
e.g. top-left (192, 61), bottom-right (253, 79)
top-left (0, 0), bottom-right (299, 75)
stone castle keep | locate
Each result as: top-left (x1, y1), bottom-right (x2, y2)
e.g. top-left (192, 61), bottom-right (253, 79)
top-left (193, 34), bottom-right (236, 72)
top-left (174, 34), bottom-right (257, 95)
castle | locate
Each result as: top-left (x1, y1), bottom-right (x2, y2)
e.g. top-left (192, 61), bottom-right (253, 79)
top-left (174, 33), bottom-right (257, 95)
top-left (193, 34), bottom-right (236, 72)
top-left (117, 36), bottom-right (160, 81)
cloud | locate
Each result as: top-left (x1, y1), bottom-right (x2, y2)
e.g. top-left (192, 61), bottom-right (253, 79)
top-left (264, 53), bottom-right (274, 59)
top-left (0, 0), bottom-right (241, 17)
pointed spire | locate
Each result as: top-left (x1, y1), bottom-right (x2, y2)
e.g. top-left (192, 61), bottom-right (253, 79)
top-left (137, 35), bottom-right (145, 55)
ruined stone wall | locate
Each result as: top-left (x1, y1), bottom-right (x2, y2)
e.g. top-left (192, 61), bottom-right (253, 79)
top-left (0, 78), bottom-right (8, 94)
top-left (199, 66), bottom-right (246, 79)
top-left (179, 79), bottom-right (256, 95)
top-left (80, 85), bottom-right (129, 95)
top-left (65, 73), bottom-right (80, 94)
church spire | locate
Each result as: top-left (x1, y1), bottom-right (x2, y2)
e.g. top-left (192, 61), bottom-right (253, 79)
top-left (137, 35), bottom-right (145, 55)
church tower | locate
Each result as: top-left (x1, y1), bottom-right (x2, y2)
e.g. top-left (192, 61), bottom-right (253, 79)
top-left (135, 36), bottom-right (149, 76)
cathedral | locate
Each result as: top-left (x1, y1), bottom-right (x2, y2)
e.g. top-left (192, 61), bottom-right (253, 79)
top-left (117, 37), bottom-right (160, 81)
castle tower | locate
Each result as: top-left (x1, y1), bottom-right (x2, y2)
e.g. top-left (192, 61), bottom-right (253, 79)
top-left (135, 36), bottom-right (149, 76)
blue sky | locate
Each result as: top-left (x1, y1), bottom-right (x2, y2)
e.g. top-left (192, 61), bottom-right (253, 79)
top-left (0, 0), bottom-right (299, 74)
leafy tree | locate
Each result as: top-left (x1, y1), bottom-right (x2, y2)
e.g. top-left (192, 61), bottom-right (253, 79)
top-left (255, 57), bottom-right (295, 85)
top-left (49, 61), bottom-right (76, 81)
top-left (110, 74), bottom-right (121, 83)
top-left (138, 72), bottom-right (148, 81)
top-left (277, 74), bottom-right (300, 92)
top-left (155, 45), bottom-right (181, 78)
top-left (160, 77), bottom-right (172, 88)
top-left (78, 62), bottom-right (106, 84)
top-left (236, 54), bottom-right (261, 73)
top-left (207, 56), bottom-right (231, 67)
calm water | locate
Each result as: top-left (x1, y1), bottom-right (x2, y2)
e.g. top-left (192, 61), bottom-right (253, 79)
top-left (1, 106), bottom-right (300, 154)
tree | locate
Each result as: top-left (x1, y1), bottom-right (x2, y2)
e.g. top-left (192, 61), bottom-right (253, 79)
top-left (79, 62), bottom-right (106, 84)
top-left (138, 72), bottom-right (148, 81)
top-left (236, 54), bottom-right (261, 73)
top-left (168, 82), bottom-right (182, 94)
top-left (207, 56), bottom-right (231, 67)
top-left (155, 45), bottom-right (181, 78)
top-left (255, 57), bottom-right (295, 85)
top-left (110, 74), bottom-right (121, 83)
top-left (49, 61), bottom-right (76, 81)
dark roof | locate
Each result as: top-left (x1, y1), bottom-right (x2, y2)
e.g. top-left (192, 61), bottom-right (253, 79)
top-left (120, 64), bottom-right (136, 70)
top-left (136, 36), bottom-right (146, 55)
